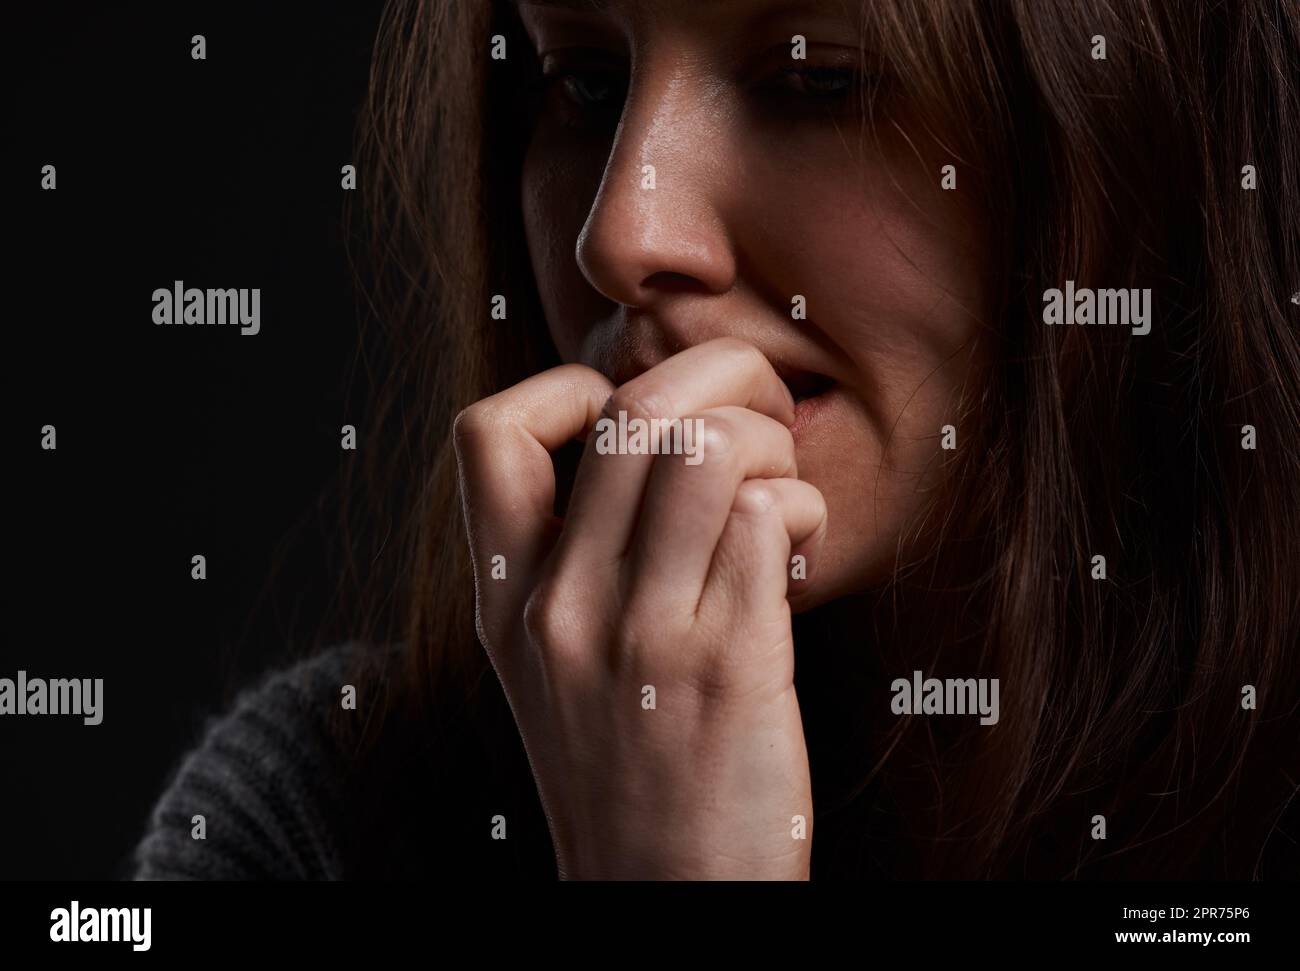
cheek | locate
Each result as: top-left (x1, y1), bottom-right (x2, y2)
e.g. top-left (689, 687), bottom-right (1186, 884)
top-left (749, 146), bottom-right (987, 593)
top-left (755, 130), bottom-right (986, 422)
top-left (830, 202), bottom-right (983, 437)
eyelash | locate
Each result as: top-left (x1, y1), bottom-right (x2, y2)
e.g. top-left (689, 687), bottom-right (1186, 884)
top-left (535, 62), bottom-right (868, 126)
top-left (768, 64), bottom-right (864, 100)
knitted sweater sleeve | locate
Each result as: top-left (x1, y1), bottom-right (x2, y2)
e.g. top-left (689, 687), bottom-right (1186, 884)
top-left (129, 642), bottom-right (363, 880)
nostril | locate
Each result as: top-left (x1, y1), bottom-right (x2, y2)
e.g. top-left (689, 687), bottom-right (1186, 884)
top-left (641, 271), bottom-right (710, 295)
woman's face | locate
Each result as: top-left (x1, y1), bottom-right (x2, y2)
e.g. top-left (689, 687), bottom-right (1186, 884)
top-left (515, 0), bottom-right (990, 609)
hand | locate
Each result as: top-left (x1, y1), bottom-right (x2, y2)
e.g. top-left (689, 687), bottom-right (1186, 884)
top-left (453, 337), bottom-right (828, 879)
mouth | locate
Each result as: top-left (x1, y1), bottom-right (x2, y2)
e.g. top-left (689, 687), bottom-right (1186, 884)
top-left (773, 364), bottom-right (838, 436)
top-left (605, 348), bottom-right (837, 423)
top-left (777, 367), bottom-right (836, 405)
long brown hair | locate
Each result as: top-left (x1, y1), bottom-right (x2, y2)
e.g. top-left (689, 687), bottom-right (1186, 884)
top-left (329, 0), bottom-right (1299, 878)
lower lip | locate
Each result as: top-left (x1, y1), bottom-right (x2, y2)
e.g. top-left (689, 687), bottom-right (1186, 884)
top-left (790, 384), bottom-right (837, 438)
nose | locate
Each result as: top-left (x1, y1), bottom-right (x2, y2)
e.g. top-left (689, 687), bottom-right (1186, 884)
top-left (574, 60), bottom-right (737, 309)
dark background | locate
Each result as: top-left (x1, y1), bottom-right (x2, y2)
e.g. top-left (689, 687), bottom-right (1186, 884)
top-left (5, 1), bottom-right (385, 879)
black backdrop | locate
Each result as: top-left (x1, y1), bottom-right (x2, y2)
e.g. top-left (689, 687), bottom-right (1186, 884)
top-left (6, 1), bottom-right (384, 879)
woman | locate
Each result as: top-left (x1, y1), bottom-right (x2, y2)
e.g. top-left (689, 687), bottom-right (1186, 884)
top-left (131, 0), bottom-right (1299, 880)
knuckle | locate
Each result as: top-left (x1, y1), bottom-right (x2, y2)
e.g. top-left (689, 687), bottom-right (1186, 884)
top-left (608, 384), bottom-right (672, 423)
top-left (556, 362), bottom-right (609, 387)
top-left (811, 487), bottom-right (829, 523)
top-left (695, 416), bottom-right (737, 467)
top-left (737, 340), bottom-right (771, 374)
top-left (712, 335), bottom-right (760, 363)
top-left (732, 479), bottom-right (779, 517)
top-left (452, 401), bottom-right (500, 450)
top-left (521, 580), bottom-right (576, 647)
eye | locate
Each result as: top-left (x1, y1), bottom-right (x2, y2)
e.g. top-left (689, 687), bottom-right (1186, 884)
top-left (545, 68), bottom-right (627, 111)
top-left (768, 64), bottom-right (864, 101)
top-left (532, 48), bottom-right (629, 130)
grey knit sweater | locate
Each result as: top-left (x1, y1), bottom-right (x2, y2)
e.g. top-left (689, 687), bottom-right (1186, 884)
top-left (130, 638), bottom-right (557, 880)
top-left (130, 641), bottom-right (367, 880)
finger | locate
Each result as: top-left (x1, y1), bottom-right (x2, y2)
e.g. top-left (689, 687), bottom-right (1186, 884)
top-left (697, 477), bottom-right (828, 621)
top-left (554, 337), bottom-right (797, 572)
top-left (623, 406), bottom-right (797, 616)
top-left (453, 364), bottom-right (614, 619)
